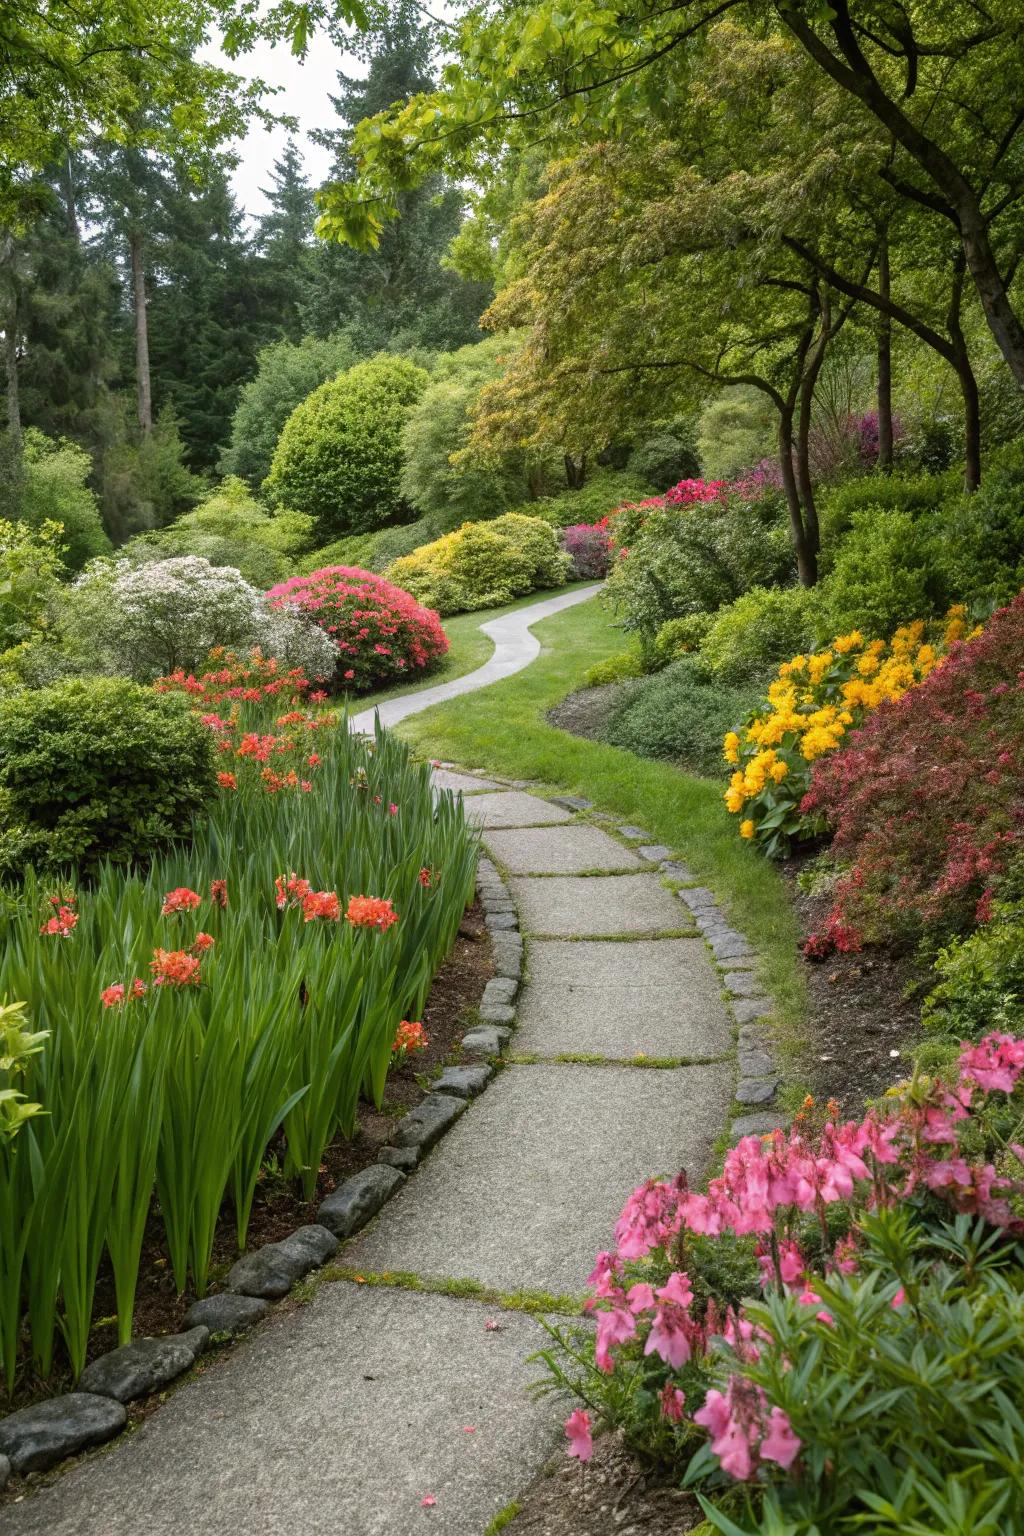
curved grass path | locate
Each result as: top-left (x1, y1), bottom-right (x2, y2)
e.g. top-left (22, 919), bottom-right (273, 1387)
top-left (348, 582), bottom-right (604, 734)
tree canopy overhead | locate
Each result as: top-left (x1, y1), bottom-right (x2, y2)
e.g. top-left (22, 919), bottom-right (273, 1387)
top-left (321, 0), bottom-right (1024, 387)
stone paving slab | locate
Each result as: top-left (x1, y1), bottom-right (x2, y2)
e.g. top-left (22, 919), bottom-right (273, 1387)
top-left (0, 1289), bottom-right (558, 1536)
top-left (343, 1063), bottom-right (731, 1295)
top-left (463, 792), bottom-right (574, 829)
top-left (509, 873), bottom-right (688, 935)
top-left (431, 768), bottom-right (502, 793)
top-left (515, 939), bottom-right (731, 1058)
top-left (483, 824), bottom-right (643, 875)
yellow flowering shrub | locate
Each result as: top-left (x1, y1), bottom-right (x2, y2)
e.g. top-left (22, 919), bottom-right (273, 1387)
top-left (723, 607), bottom-right (978, 856)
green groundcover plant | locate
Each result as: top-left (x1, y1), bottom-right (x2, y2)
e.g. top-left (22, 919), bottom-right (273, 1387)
top-left (0, 668), bottom-right (477, 1388)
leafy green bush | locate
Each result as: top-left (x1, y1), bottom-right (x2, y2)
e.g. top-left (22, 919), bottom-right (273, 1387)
top-left (220, 333), bottom-right (357, 489)
top-left (583, 649), bottom-right (646, 686)
top-left (924, 447), bottom-right (1024, 610)
top-left (700, 585), bottom-right (820, 685)
top-left (265, 354), bottom-right (430, 538)
top-left (605, 491), bottom-right (794, 646)
top-left (696, 386), bottom-right (776, 479)
top-left (511, 470), bottom-right (656, 529)
top-left (18, 430), bottom-right (111, 571)
top-left (123, 478), bottom-right (314, 588)
top-left (388, 513), bottom-right (571, 615)
top-left (628, 423), bottom-right (699, 491)
top-left (652, 613), bottom-right (714, 666)
top-left (400, 338), bottom-right (551, 522)
top-left (0, 518), bottom-right (65, 653)
top-left (0, 679), bottom-right (217, 878)
top-left (816, 468), bottom-right (952, 571)
top-left (603, 656), bottom-right (759, 778)
top-left (817, 506), bottom-right (943, 638)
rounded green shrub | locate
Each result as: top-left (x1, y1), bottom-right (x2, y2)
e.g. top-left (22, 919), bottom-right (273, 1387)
top-left (700, 584), bottom-right (820, 685)
top-left (0, 678), bottom-right (217, 878)
top-left (387, 513), bottom-right (570, 615)
top-left (603, 656), bottom-right (759, 779)
top-left (818, 506), bottom-right (943, 637)
top-left (265, 354), bottom-right (430, 539)
top-left (652, 613), bottom-right (714, 666)
top-left (19, 430), bottom-right (111, 572)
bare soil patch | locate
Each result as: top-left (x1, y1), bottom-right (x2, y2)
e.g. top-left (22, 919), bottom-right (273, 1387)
top-left (505, 1432), bottom-right (702, 1536)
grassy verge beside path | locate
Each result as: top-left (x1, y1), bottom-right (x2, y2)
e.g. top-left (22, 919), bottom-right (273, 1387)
top-left (396, 594), bottom-right (807, 1032)
top-left (349, 585), bottom-right (595, 720)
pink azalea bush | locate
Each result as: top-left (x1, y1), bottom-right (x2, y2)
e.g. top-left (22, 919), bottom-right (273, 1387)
top-left (540, 1036), bottom-right (1024, 1532)
top-left (265, 566), bottom-right (448, 691)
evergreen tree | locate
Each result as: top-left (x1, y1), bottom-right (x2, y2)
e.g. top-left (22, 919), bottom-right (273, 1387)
top-left (305, 0), bottom-right (490, 351)
top-left (253, 139), bottom-right (316, 341)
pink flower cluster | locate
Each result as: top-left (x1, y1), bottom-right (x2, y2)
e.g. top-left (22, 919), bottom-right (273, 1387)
top-left (569, 1032), bottom-right (1024, 1482)
top-left (266, 567), bottom-right (448, 692)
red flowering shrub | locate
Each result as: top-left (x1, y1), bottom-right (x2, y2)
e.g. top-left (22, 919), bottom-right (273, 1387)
top-left (561, 519), bottom-right (615, 578)
top-left (803, 591), bottom-right (1024, 954)
top-left (265, 566), bottom-right (448, 690)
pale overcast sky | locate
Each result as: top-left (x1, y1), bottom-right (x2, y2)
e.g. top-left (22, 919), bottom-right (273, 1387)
top-left (202, 33), bottom-right (363, 220)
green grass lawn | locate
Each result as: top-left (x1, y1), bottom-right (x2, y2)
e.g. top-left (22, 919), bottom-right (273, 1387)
top-left (349, 585), bottom-right (595, 719)
top-left (395, 592), bottom-right (807, 1033)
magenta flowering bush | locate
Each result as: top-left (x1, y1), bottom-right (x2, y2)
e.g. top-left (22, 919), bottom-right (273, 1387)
top-left (560, 519), bottom-right (615, 579)
top-left (539, 1034), bottom-right (1024, 1533)
top-left (265, 565), bottom-right (448, 691)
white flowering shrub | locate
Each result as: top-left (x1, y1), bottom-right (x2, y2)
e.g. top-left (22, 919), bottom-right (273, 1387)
top-left (59, 556), bottom-right (336, 682)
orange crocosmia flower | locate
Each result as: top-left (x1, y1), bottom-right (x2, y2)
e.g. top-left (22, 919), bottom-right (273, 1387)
top-left (345, 895), bottom-right (399, 931)
top-left (217, 771), bottom-right (237, 789)
top-left (40, 905), bottom-right (78, 937)
top-left (161, 887), bottom-right (202, 916)
top-left (419, 868), bottom-right (432, 888)
top-left (149, 948), bottom-right (202, 987)
top-left (210, 879), bottom-right (229, 908)
top-left (392, 1019), bottom-right (428, 1054)
top-left (275, 872), bottom-right (312, 910)
top-left (191, 931), bottom-right (216, 954)
top-left (300, 890), bottom-right (341, 923)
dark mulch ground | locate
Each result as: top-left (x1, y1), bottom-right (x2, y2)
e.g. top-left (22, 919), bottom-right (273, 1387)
top-left (547, 682), bottom-right (628, 741)
top-left (784, 862), bottom-right (927, 1115)
top-left (6, 903), bottom-right (493, 1412)
top-left (505, 1432), bottom-right (702, 1536)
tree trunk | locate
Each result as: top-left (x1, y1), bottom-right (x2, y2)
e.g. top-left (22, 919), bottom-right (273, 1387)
top-left (129, 231), bottom-right (152, 435)
top-left (4, 319), bottom-right (19, 444)
top-left (797, 299), bottom-right (831, 559)
top-left (62, 150), bottom-right (81, 242)
top-left (563, 453), bottom-right (586, 490)
top-left (876, 235), bottom-right (894, 471)
top-left (947, 253), bottom-right (981, 492)
top-left (780, 2), bottom-right (1024, 389)
top-left (778, 406), bottom-right (816, 587)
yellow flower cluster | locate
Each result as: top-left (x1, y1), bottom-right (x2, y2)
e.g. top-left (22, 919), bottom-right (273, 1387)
top-left (723, 608), bottom-right (981, 851)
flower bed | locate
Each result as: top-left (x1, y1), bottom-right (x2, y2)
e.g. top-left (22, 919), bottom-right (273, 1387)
top-left (265, 566), bottom-right (448, 690)
top-left (722, 608), bottom-right (973, 858)
top-left (541, 1037), bottom-right (1024, 1533)
top-left (0, 676), bottom-right (476, 1390)
top-left (803, 591), bottom-right (1024, 955)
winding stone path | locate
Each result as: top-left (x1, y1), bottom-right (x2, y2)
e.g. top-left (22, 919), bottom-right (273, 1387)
top-left (348, 582), bottom-right (604, 735)
top-left (3, 592), bottom-right (741, 1536)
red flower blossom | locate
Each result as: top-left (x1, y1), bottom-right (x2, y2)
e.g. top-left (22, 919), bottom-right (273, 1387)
top-left (150, 948), bottom-right (202, 986)
top-left (162, 887), bottom-right (202, 916)
top-left (210, 879), bottom-right (229, 909)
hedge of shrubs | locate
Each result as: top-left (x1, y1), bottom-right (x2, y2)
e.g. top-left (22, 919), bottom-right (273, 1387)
top-left (387, 513), bottom-right (572, 615)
